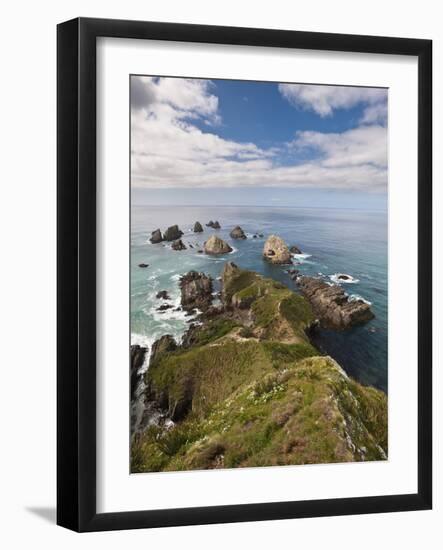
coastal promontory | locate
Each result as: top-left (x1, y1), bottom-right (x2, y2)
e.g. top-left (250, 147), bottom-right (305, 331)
top-left (131, 263), bottom-right (387, 473)
top-left (297, 276), bottom-right (375, 329)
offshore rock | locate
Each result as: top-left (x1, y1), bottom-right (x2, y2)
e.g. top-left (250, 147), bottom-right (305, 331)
top-left (180, 271), bottom-right (213, 312)
top-left (297, 276), bottom-right (374, 329)
top-left (204, 235), bottom-right (233, 255)
top-left (206, 220), bottom-right (221, 229)
top-left (171, 239), bottom-right (187, 251)
top-left (163, 225), bottom-right (184, 241)
top-left (230, 225), bottom-right (247, 239)
top-left (263, 235), bottom-right (292, 265)
top-left (149, 229), bottom-right (163, 244)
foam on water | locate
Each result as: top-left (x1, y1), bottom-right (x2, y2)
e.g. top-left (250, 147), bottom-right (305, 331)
top-left (329, 273), bottom-right (360, 284)
top-left (131, 205), bottom-right (388, 391)
top-left (348, 294), bottom-right (372, 306)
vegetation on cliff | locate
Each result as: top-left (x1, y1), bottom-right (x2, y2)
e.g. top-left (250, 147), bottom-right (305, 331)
top-left (131, 263), bottom-right (387, 473)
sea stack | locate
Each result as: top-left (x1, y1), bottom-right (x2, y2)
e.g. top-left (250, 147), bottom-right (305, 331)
top-left (230, 226), bottom-right (247, 239)
top-left (179, 271), bottom-right (213, 311)
top-left (263, 235), bottom-right (292, 264)
top-left (206, 220), bottom-right (221, 229)
top-left (193, 221), bottom-right (204, 233)
top-left (204, 235), bottom-right (233, 255)
top-left (163, 225), bottom-right (184, 241)
top-left (171, 239), bottom-right (187, 251)
top-left (149, 229), bottom-right (163, 244)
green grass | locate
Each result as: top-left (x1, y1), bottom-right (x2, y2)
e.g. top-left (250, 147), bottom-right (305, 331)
top-left (280, 294), bottom-right (314, 332)
top-left (133, 267), bottom-right (387, 473)
top-left (134, 355), bottom-right (387, 472)
top-left (223, 269), bottom-right (259, 303)
top-left (189, 319), bottom-right (240, 347)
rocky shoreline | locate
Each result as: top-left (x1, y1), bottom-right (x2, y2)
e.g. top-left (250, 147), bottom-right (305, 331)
top-left (130, 253), bottom-right (386, 473)
top-left (296, 276), bottom-right (374, 330)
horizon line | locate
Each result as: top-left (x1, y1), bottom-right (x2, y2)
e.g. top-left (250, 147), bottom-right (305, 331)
top-left (131, 203), bottom-right (387, 212)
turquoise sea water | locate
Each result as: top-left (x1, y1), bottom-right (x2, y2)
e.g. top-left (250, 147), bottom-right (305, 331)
top-left (131, 205), bottom-right (387, 392)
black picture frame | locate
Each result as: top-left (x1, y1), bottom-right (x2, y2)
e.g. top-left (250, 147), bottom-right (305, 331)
top-left (57, 17), bottom-right (432, 532)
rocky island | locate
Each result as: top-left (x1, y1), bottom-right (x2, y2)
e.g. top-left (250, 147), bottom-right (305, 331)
top-left (204, 235), bottom-right (233, 255)
top-left (131, 262), bottom-right (387, 472)
top-left (230, 225), bottom-right (247, 239)
top-left (263, 235), bottom-right (292, 264)
top-left (206, 220), bottom-right (221, 229)
top-left (149, 229), bottom-right (163, 244)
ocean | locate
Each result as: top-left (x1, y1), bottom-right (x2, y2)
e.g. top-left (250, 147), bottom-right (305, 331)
top-left (131, 205), bottom-right (388, 392)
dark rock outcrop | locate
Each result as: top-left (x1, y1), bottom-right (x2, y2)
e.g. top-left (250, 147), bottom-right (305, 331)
top-left (156, 290), bottom-right (170, 300)
top-left (171, 239), bottom-right (187, 251)
top-left (130, 345), bottom-right (147, 399)
top-left (157, 304), bottom-right (173, 312)
top-left (163, 225), bottom-right (184, 241)
top-left (297, 276), bottom-right (374, 329)
top-left (206, 220), bottom-right (221, 229)
top-left (193, 221), bottom-right (204, 233)
top-left (230, 225), bottom-right (247, 239)
top-left (149, 229), bottom-right (163, 244)
top-left (204, 235), bottom-right (233, 255)
top-left (150, 335), bottom-right (177, 365)
top-left (286, 268), bottom-right (299, 280)
top-left (138, 263), bottom-right (149, 268)
top-left (336, 274), bottom-right (353, 281)
top-left (263, 235), bottom-right (292, 264)
top-left (180, 271), bottom-right (213, 312)
top-left (135, 266), bottom-right (387, 474)
top-left (290, 245), bottom-right (302, 254)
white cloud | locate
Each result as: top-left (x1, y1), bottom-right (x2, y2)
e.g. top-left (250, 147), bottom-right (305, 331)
top-left (360, 102), bottom-right (388, 125)
top-left (292, 125), bottom-right (387, 169)
top-left (131, 76), bottom-right (221, 124)
top-left (278, 83), bottom-right (387, 121)
top-left (131, 76), bottom-right (387, 192)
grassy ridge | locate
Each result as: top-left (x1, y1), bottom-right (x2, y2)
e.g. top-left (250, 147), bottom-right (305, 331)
top-left (132, 265), bottom-right (387, 473)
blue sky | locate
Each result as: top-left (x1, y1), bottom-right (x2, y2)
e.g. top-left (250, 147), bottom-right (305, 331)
top-left (131, 76), bottom-right (388, 209)
top-left (194, 80), bottom-right (364, 146)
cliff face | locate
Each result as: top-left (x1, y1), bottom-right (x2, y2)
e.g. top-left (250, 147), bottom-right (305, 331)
top-left (131, 264), bottom-right (387, 473)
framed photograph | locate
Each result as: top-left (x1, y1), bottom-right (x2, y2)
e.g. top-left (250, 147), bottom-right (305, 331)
top-left (57, 17), bottom-right (432, 532)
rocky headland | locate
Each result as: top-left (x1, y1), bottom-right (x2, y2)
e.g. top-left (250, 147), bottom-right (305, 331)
top-left (296, 276), bottom-right (374, 329)
top-left (131, 262), bottom-right (387, 473)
